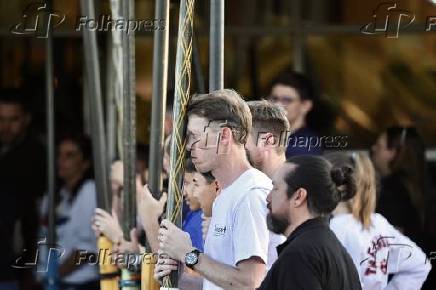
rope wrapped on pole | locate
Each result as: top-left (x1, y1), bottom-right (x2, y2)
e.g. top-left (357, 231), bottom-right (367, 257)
top-left (163, 0), bottom-right (196, 288)
top-left (209, 0), bottom-right (224, 91)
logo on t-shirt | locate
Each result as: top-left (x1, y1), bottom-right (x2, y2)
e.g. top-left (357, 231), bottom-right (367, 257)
top-left (213, 224), bottom-right (227, 237)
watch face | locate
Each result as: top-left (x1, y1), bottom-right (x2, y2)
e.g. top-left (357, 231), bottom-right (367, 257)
top-left (185, 252), bottom-right (198, 265)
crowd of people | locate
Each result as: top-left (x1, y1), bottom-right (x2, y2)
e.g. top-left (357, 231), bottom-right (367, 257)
top-left (0, 71), bottom-right (434, 290)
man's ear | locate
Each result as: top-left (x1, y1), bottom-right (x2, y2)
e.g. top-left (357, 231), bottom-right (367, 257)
top-left (219, 127), bottom-right (232, 145)
top-left (264, 132), bottom-right (278, 149)
top-left (293, 188), bottom-right (307, 208)
top-left (301, 100), bottom-right (313, 115)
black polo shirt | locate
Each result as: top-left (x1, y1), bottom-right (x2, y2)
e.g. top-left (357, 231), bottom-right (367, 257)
top-left (258, 217), bottom-right (361, 290)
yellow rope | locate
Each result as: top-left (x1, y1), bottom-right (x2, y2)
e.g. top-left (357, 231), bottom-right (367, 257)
top-left (163, 0), bottom-right (195, 287)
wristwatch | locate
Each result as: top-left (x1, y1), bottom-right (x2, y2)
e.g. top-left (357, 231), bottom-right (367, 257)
top-left (185, 248), bottom-right (201, 269)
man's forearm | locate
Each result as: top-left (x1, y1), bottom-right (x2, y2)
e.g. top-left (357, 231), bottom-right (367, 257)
top-left (142, 218), bottom-right (160, 253)
top-left (193, 254), bottom-right (265, 290)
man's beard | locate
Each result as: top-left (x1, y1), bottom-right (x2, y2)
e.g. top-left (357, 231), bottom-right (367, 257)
top-left (267, 213), bottom-right (289, 235)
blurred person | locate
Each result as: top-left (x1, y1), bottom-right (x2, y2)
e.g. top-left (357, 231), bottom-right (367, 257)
top-left (257, 155), bottom-right (361, 290)
top-left (268, 71), bottom-right (322, 157)
top-left (136, 143), bottom-right (150, 183)
top-left (371, 127), bottom-right (430, 246)
top-left (191, 170), bottom-right (219, 240)
top-left (327, 152), bottom-right (431, 290)
top-left (245, 100), bottom-right (289, 269)
top-left (39, 134), bottom-right (99, 290)
top-left (155, 89), bottom-right (272, 290)
top-left (183, 158), bottom-right (204, 251)
top-left (0, 90), bottom-right (45, 290)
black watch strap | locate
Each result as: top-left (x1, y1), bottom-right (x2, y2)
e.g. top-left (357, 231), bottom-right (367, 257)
top-left (185, 249), bottom-right (201, 269)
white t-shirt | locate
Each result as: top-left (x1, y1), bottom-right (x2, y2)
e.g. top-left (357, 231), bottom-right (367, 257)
top-left (39, 180), bottom-right (99, 284)
top-left (330, 213), bottom-right (431, 290)
top-left (203, 168), bottom-right (279, 290)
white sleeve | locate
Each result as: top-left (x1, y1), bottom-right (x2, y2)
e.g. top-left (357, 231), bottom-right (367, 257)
top-left (69, 182), bottom-right (98, 253)
top-left (232, 188), bottom-right (269, 265)
top-left (385, 220), bottom-right (431, 290)
top-left (330, 218), bottom-right (364, 281)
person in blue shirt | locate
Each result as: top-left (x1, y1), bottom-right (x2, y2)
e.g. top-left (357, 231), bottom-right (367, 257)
top-left (182, 158), bottom-right (204, 251)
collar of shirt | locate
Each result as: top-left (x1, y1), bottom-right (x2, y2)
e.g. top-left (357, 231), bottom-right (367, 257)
top-left (277, 216), bottom-right (329, 255)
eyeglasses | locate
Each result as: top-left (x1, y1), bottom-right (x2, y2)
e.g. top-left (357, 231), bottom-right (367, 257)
top-left (269, 95), bottom-right (298, 106)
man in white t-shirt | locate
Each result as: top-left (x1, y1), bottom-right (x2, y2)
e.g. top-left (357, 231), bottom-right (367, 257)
top-left (155, 89), bottom-right (271, 290)
top-left (245, 100), bottom-right (289, 269)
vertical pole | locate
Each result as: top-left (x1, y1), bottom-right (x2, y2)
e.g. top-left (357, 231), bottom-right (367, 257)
top-left (148, 0), bottom-right (170, 197)
top-left (192, 33), bottom-right (205, 93)
top-left (80, 0), bottom-right (111, 211)
top-left (121, 0), bottom-right (140, 289)
top-left (209, 0), bottom-right (224, 91)
top-left (106, 33), bottom-right (117, 163)
top-left (45, 0), bottom-right (55, 251)
top-left (45, 1), bottom-right (58, 289)
top-left (291, 0), bottom-right (304, 72)
top-left (121, 0), bottom-right (136, 242)
top-left (164, 0), bottom-right (195, 288)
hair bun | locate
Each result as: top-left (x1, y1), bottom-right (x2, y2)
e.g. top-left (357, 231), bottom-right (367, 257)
top-left (331, 166), bottom-right (355, 201)
top-left (331, 167), bottom-right (345, 186)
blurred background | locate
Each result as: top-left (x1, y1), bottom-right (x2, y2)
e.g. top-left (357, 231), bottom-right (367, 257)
top-left (0, 0), bottom-right (435, 148)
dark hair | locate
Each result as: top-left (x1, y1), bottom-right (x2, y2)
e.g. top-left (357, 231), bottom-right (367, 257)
top-left (185, 157), bottom-right (215, 184)
top-left (269, 71), bottom-right (318, 102)
top-left (188, 89), bottom-right (252, 145)
top-left (384, 126), bottom-right (428, 222)
top-left (136, 143), bottom-right (149, 164)
top-left (325, 152), bottom-right (376, 229)
top-left (284, 155), bottom-right (356, 216)
top-left (57, 133), bottom-right (94, 203)
top-left (185, 157), bottom-right (196, 173)
top-left (0, 88), bottom-right (30, 112)
top-left (201, 171), bottom-right (215, 184)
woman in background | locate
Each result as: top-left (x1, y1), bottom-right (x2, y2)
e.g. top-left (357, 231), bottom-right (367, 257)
top-left (327, 152), bottom-right (431, 290)
top-left (371, 127), bottom-right (430, 246)
top-left (39, 134), bottom-right (99, 290)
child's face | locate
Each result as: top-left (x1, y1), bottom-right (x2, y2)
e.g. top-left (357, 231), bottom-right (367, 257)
top-left (183, 172), bottom-right (202, 211)
top-left (192, 172), bottom-right (217, 216)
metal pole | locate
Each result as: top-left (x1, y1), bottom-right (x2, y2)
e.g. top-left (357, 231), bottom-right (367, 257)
top-left (120, 0), bottom-right (139, 288)
top-left (44, 1), bottom-right (58, 290)
top-left (291, 0), bottom-right (304, 72)
top-left (192, 33), bottom-right (205, 93)
top-left (209, 0), bottom-right (224, 91)
top-left (164, 0), bottom-right (196, 288)
top-left (121, 0), bottom-right (136, 240)
top-left (45, 0), bottom-right (55, 249)
top-left (106, 33), bottom-right (117, 163)
top-left (148, 0), bottom-right (170, 196)
top-left (80, 0), bottom-right (111, 211)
